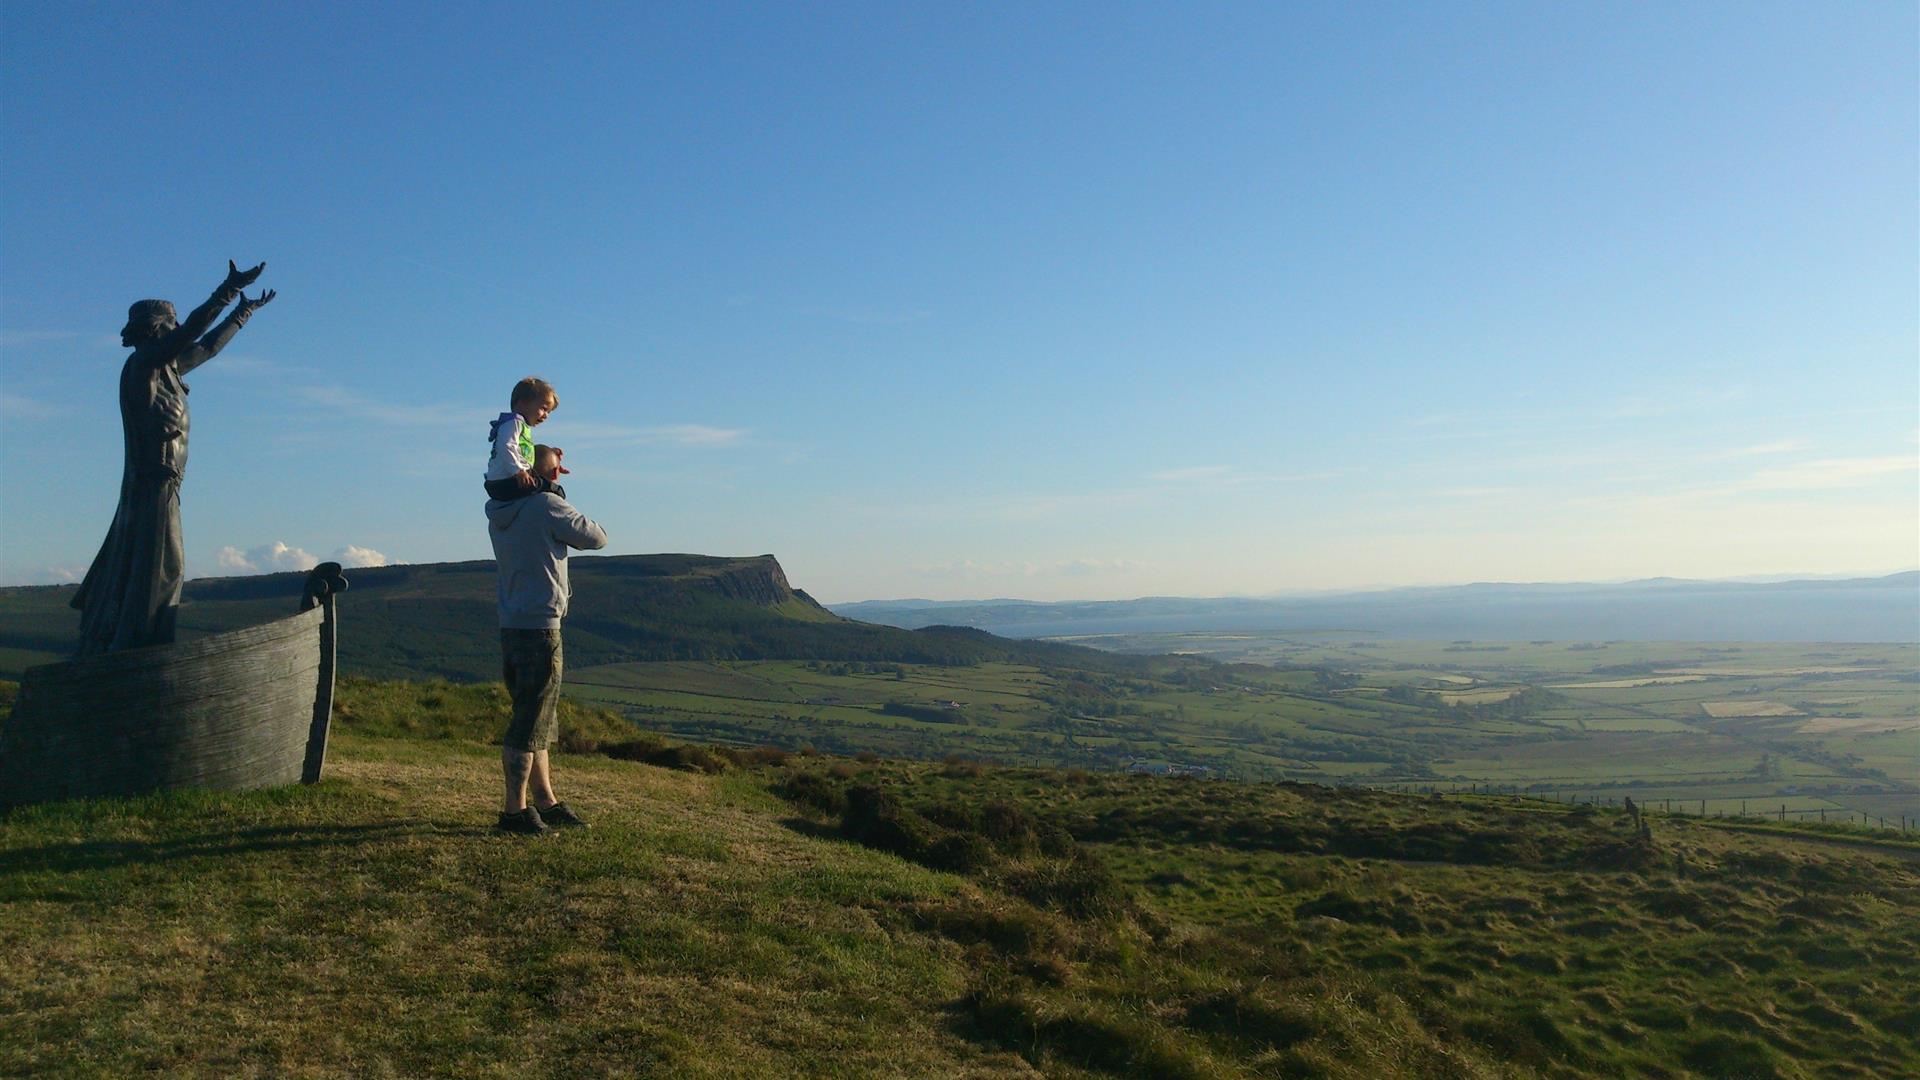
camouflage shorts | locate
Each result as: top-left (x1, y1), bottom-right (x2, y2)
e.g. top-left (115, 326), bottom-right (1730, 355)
top-left (501, 628), bottom-right (564, 752)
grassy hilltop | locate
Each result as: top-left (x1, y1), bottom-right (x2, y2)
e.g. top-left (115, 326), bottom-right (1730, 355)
top-left (3, 681), bottom-right (1917, 1077)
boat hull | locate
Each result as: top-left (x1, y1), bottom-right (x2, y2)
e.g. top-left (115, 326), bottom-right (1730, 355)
top-left (0, 597), bottom-right (333, 808)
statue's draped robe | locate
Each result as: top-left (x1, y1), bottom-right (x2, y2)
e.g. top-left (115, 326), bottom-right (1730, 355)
top-left (72, 283), bottom-right (253, 657)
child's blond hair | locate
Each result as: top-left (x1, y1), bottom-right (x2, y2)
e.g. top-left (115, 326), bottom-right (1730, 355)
top-left (511, 376), bottom-right (557, 410)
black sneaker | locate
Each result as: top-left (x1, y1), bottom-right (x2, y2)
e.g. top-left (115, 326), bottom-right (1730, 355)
top-left (496, 807), bottom-right (551, 836)
top-left (537, 801), bottom-right (590, 828)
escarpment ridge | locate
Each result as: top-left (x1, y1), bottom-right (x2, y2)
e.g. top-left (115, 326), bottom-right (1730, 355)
top-left (0, 554), bottom-right (1137, 682)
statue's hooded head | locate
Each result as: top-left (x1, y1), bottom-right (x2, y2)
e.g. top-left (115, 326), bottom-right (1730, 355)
top-left (120, 299), bottom-right (177, 346)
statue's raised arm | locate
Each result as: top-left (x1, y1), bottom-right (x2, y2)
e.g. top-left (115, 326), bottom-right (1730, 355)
top-left (144, 261), bottom-right (259, 353)
top-left (155, 261), bottom-right (268, 375)
top-left (75, 259), bottom-right (275, 656)
top-left (177, 285), bottom-right (275, 376)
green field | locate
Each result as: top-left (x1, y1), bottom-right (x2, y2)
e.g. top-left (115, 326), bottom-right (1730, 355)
top-left (563, 636), bottom-right (1920, 825)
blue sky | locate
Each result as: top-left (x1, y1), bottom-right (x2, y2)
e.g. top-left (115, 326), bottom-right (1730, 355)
top-left (3, 2), bottom-right (1914, 601)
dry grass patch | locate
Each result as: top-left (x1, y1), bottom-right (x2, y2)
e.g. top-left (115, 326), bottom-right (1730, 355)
top-left (1549, 675), bottom-right (1709, 688)
top-left (1700, 701), bottom-right (1803, 719)
top-left (1435, 687), bottom-right (1524, 706)
top-left (1799, 716), bottom-right (1917, 734)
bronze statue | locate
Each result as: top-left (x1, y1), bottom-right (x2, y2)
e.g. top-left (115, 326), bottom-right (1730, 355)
top-left (72, 261), bottom-right (275, 656)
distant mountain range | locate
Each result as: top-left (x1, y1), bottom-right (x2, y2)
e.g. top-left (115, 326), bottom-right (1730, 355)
top-left (830, 572), bottom-right (1920, 643)
top-left (0, 554), bottom-right (1140, 682)
top-left (6, 566), bottom-right (1913, 684)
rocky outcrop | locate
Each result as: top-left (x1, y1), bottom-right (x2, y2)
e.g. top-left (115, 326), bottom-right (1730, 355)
top-left (696, 556), bottom-right (809, 607)
top-left (574, 554), bottom-right (831, 613)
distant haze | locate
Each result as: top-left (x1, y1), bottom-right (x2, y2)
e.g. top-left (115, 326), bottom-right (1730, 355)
top-left (832, 573), bottom-right (1920, 643)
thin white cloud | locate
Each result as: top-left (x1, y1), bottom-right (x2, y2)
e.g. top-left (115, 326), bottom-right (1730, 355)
top-left (1256, 469), bottom-right (1347, 484)
top-left (1399, 421), bottom-right (1505, 443)
top-left (853, 468), bottom-right (1346, 526)
top-left (1735, 455), bottom-right (1918, 493)
top-left (0, 330), bottom-right (77, 347)
top-left (212, 353), bottom-right (306, 377)
top-left (991, 489), bottom-right (1155, 520)
top-left (650, 423), bottom-right (748, 446)
top-left (0, 329), bottom-right (117, 348)
top-left (1147, 465), bottom-right (1345, 487)
top-left (0, 392), bottom-right (58, 419)
top-left (1058, 558), bottom-right (1141, 577)
top-left (1597, 396), bottom-right (1672, 421)
top-left (564, 421), bottom-right (748, 447)
top-left (911, 557), bottom-right (1141, 580)
top-left (1560, 453), bottom-right (1920, 511)
top-left (797, 304), bottom-right (931, 326)
top-left (1148, 465), bottom-right (1232, 483)
top-left (14, 564), bottom-right (86, 585)
top-left (1598, 386), bottom-right (1748, 421)
top-left (288, 386), bottom-right (470, 427)
top-left (1714, 439), bottom-right (1813, 459)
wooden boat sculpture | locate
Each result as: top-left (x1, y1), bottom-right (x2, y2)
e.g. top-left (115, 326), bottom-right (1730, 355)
top-left (0, 563), bottom-right (347, 808)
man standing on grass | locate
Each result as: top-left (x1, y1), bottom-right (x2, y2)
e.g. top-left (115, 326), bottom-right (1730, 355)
top-left (486, 443), bottom-right (606, 835)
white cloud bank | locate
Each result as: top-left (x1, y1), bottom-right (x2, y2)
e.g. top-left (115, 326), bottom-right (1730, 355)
top-left (334, 545), bottom-right (392, 568)
top-left (214, 542), bottom-right (392, 575)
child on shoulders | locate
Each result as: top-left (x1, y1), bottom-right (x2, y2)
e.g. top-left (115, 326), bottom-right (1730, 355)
top-left (486, 377), bottom-right (564, 501)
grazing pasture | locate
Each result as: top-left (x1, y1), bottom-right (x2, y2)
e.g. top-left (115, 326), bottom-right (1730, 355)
top-left (560, 637), bottom-right (1919, 826)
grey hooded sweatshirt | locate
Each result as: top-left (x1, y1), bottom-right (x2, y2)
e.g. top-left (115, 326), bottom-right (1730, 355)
top-left (485, 492), bottom-right (608, 629)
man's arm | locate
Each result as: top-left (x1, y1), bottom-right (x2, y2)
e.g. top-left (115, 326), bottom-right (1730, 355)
top-left (547, 498), bottom-right (608, 551)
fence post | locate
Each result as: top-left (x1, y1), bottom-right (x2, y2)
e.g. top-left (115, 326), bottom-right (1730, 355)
top-left (1779, 804), bottom-right (1785, 822)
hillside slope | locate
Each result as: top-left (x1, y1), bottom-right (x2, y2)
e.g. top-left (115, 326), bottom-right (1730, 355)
top-left (3, 684), bottom-right (1916, 1077)
top-left (0, 554), bottom-right (1145, 681)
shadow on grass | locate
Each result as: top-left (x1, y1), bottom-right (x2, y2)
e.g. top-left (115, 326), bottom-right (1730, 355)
top-left (0, 819), bottom-right (484, 878)
top-left (777, 816), bottom-right (846, 842)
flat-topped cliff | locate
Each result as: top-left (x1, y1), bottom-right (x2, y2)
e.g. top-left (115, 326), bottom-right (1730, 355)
top-left (0, 554), bottom-right (1128, 681)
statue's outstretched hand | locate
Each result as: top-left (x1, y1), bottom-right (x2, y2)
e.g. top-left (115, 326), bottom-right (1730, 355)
top-left (224, 260), bottom-right (266, 290)
top-left (238, 289), bottom-right (276, 315)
